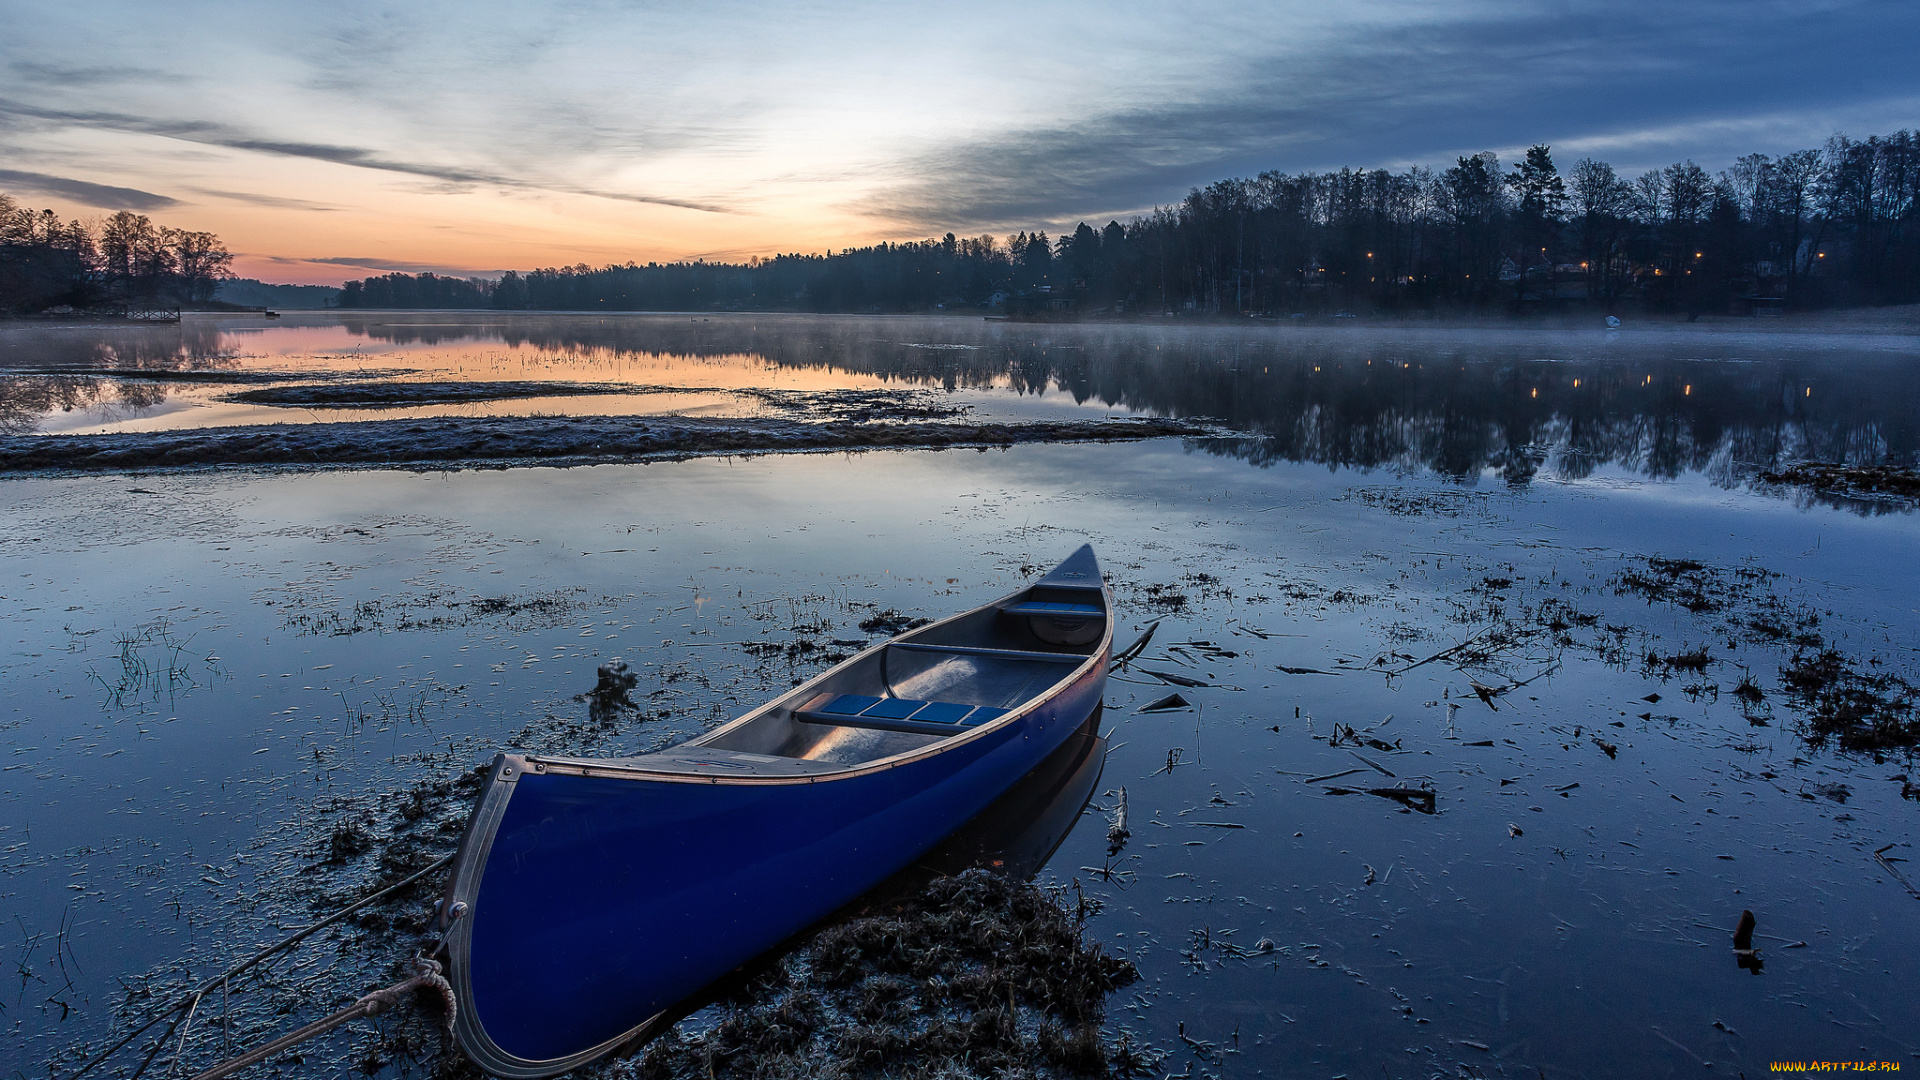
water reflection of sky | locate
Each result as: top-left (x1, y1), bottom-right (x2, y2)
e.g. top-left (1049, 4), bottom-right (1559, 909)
top-left (4, 313), bottom-right (1916, 492)
top-left (3, 437), bottom-right (1915, 1076)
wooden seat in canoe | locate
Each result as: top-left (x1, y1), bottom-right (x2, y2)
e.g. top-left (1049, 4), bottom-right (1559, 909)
top-left (795, 692), bottom-right (1009, 736)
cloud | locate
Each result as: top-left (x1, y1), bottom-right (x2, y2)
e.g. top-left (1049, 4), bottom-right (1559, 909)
top-left (288, 255), bottom-right (503, 277)
top-left (0, 168), bottom-right (179, 210)
top-left (860, 0), bottom-right (1920, 233)
top-left (0, 98), bottom-right (738, 215)
top-left (5, 0), bottom-right (1916, 261)
top-left (184, 187), bottom-right (342, 211)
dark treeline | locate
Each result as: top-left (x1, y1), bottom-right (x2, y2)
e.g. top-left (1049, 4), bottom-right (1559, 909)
top-left (0, 195), bottom-right (235, 315)
top-left (339, 132), bottom-right (1920, 316)
top-left (214, 278), bottom-right (340, 310)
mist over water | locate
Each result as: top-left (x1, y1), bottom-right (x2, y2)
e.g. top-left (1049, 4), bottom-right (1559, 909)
top-left (4, 313), bottom-right (1916, 495)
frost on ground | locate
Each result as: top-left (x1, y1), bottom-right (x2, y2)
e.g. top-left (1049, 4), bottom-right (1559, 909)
top-left (0, 414), bottom-right (1206, 473)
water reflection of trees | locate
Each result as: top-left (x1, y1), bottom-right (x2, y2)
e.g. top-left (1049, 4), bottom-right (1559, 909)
top-left (339, 316), bottom-right (1919, 485)
top-left (6, 316), bottom-right (1913, 498)
top-left (0, 321), bottom-right (239, 432)
top-left (0, 374), bottom-right (175, 434)
top-left (2, 320), bottom-right (236, 371)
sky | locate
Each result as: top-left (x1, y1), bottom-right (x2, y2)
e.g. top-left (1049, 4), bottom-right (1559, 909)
top-left (1, 0), bottom-right (1915, 285)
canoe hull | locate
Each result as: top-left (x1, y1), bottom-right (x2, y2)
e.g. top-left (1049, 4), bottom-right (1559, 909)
top-left (440, 583), bottom-right (1109, 1077)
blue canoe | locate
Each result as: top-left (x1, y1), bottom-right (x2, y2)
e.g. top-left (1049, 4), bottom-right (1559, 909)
top-left (436, 545), bottom-right (1112, 1077)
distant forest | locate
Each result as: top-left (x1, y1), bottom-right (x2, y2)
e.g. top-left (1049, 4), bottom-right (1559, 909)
top-left (338, 132), bottom-right (1920, 317)
top-left (7, 130), bottom-right (1917, 318)
top-left (0, 196), bottom-right (234, 315)
top-left (214, 278), bottom-right (339, 310)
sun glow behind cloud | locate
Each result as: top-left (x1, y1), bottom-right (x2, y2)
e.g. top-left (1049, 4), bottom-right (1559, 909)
top-left (1, 0), bottom-right (1914, 284)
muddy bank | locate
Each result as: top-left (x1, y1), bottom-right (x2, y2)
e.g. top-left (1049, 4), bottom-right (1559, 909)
top-left (0, 414), bottom-right (1208, 474)
top-left (1761, 461), bottom-right (1920, 502)
top-left (223, 383), bottom-right (971, 423)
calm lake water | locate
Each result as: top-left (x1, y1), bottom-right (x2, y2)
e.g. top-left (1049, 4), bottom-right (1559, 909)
top-left (2, 313), bottom-right (1917, 1078)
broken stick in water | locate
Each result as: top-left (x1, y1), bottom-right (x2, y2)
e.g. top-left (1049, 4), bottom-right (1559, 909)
top-left (1874, 844), bottom-right (1920, 899)
top-left (1323, 786), bottom-right (1437, 814)
top-left (1112, 621), bottom-right (1160, 668)
top-left (1349, 751), bottom-right (1396, 777)
top-left (1107, 787), bottom-right (1130, 856)
top-left (1138, 692), bottom-right (1192, 713)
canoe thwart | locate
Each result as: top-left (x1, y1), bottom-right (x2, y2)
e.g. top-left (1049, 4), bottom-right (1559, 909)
top-left (1000, 600), bottom-right (1104, 618)
top-left (886, 641), bottom-right (1087, 663)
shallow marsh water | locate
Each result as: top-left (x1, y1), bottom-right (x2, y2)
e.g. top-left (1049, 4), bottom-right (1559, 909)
top-left (1, 313), bottom-right (1918, 1079)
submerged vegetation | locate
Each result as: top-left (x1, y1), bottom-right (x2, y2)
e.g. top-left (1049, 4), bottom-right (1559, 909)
top-left (627, 871), bottom-right (1144, 1080)
top-left (1760, 461), bottom-right (1920, 504)
top-left (1607, 554), bottom-right (1918, 753)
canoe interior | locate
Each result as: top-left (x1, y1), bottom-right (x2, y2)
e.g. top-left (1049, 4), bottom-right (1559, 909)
top-left (543, 568), bottom-right (1109, 773)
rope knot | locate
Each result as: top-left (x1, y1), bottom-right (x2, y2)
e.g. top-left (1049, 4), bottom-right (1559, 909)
top-left (351, 956), bottom-right (457, 1033)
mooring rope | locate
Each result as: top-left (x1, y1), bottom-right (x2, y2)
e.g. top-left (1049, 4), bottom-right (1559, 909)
top-left (66, 852), bottom-right (456, 1080)
top-left (183, 956), bottom-right (455, 1080)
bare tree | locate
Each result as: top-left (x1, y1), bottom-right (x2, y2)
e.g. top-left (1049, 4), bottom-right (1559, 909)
top-left (166, 229), bottom-right (234, 304)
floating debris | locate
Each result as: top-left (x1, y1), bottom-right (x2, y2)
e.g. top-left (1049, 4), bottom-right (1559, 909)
top-left (1112, 621), bottom-right (1160, 668)
top-left (1325, 722), bottom-right (1397, 753)
top-left (1874, 844), bottom-right (1920, 900)
top-left (1107, 787), bottom-right (1130, 856)
top-left (1348, 751), bottom-right (1396, 777)
top-left (1138, 693), bottom-right (1192, 713)
top-left (1324, 786), bottom-right (1437, 814)
top-left (1390, 628), bottom-right (1493, 674)
top-left (1732, 909), bottom-right (1764, 974)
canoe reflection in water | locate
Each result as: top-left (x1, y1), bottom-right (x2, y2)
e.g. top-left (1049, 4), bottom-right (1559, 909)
top-left (436, 547), bottom-right (1113, 1077)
